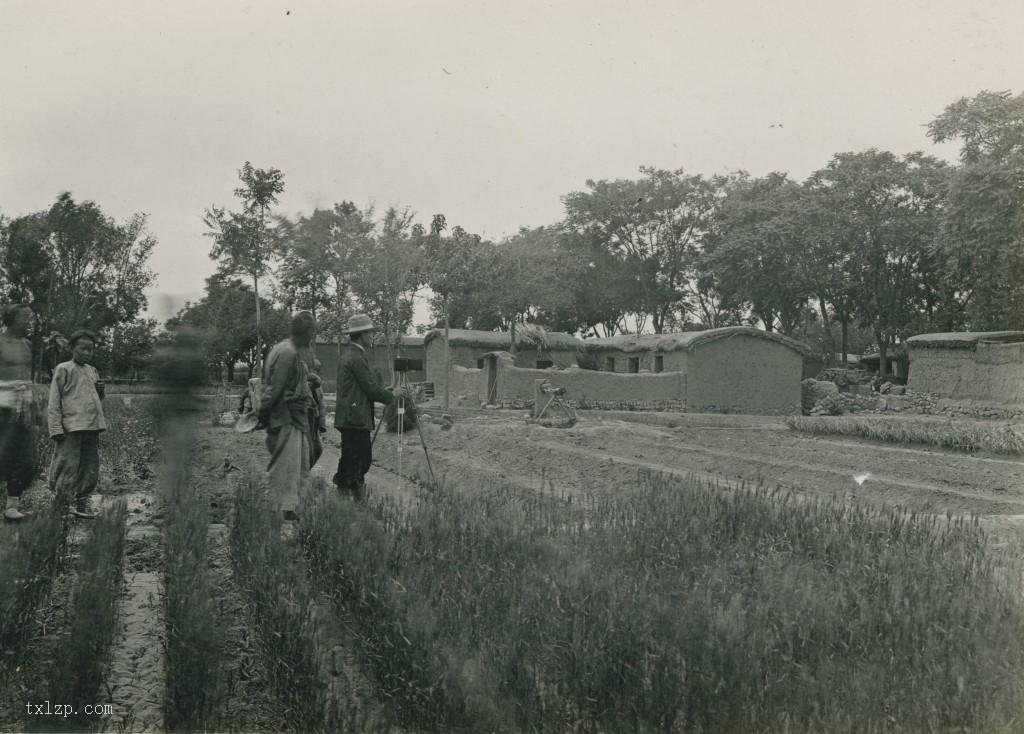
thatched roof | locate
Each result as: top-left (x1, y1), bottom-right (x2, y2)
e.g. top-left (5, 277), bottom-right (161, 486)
top-left (423, 328), bottom-right (581, 351)
top-left (317, 334), bottom-right (424, 347)
top-left (580, 327), bottom-right (811, 355)
top-left (906, 331), bottom-right (1024, 350)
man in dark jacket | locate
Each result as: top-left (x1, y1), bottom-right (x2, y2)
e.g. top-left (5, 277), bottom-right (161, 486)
top-left (333, 313), bottom-right (395, 500)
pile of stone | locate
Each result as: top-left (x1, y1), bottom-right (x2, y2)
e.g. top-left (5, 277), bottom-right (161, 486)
top-left (802, 379), bottom-right (841, 415)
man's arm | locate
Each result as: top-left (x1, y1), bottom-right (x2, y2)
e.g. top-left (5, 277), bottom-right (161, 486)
top-left (259, 348), bottom-right (297, 421)
top-left (47, 365), bottom-right (65, 438)
top-left (348, 356), bottom-right (395, 405)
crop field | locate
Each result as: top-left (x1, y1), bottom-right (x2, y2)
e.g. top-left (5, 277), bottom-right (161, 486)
top-left (2, 395), bottom-right (1024, 732)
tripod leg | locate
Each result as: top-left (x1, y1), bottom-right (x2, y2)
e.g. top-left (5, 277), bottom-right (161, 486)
top-left (414, 420), bottom-right (437, 489)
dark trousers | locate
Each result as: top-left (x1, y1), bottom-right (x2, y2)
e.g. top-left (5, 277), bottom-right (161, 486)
top-left (0, 408), bottom-right (35, 498)
top-left (49, 430), bottom-right (100, 505)
top-left (333, 428), bottom-right (372, 498)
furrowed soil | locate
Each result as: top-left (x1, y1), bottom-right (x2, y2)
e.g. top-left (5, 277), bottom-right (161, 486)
top-left (201, 404), bottom-right (1023, 534)
top-left (360, 406), bottom-right (1024, 536)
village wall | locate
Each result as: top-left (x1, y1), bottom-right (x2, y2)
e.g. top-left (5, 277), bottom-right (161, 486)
top-left (907, 349), bottom-right (974, 399)
top-left (444, 365), bottom-right (485, 403)
top-left (910, 343), bottom-right (1024, 404)
top-left (584, 347), bottom-right (688, 373)
top-left (686, 337), bottom-right (801, 414)
top-left (492, 363), bottom-right (685, 405)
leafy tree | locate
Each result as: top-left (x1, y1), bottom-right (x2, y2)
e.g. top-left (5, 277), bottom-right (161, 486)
top-left (424, 219), bottom-right (501, 330)
top-left (807, 150), bottom-right (949, 376)
top-left (702, 172), bottom-right (812, 335)
top-left (349, 207), bottom-right (424, 375)
top-left (204, 162), bottom-right (285, 372)
top-left (168, 275), bottom-right (289, 380)
top-left (928, 90), bottom-right (1024, 329)
top-left (0, 193), bottom-right (156, 378)
top-left (275, 202), bottom-right (372, 342)
top-left (549, 230), bottom-right (644, 337)
top-left (563, 167), bottom-right (720, 332)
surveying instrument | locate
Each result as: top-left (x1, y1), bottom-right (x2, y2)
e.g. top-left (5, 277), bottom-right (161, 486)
top-left (376, 357), bottom-right (437, 490)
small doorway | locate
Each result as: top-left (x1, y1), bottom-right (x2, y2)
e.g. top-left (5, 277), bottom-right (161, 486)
top-left (628, 357), bottom-right (640, 373)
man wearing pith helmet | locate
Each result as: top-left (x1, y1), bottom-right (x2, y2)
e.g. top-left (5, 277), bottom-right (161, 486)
top-left (333, 313), bottom-right (396, 500)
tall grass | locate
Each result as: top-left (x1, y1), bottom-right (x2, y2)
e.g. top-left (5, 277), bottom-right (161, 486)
top-left (34, 501), bottom-right (127, 731)
top-left (0, 497), bottom-right (69, 671)
top-left (163, 447), bottom-right (227, 732)
top-left (301, 473), bottom-right (1024, 732)
top-left (787, 414), bottom-right (1024, 455)
top-left (230, 476), bottom-right (334, 732)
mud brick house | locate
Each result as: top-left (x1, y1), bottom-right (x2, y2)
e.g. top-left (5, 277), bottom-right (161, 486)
top-left (906, 331), bottom-right (1024, 404)
top-left (577, 327), bottom-right (808, 413)
top-left (424, 328), bottom-right (581, 399)
top-left (316, 335), bottom-right (425, 392)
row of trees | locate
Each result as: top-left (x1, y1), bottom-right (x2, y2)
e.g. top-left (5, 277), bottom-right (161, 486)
top-left (0, 193), bottom-right (158, 379)
top-left (174, 89), bottom-right (1024, 381)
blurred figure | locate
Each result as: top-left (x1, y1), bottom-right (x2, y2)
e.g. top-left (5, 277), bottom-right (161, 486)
top-left (333, 314), bottom-right (396, 501)
top-left (0, 304), bottom-right (36, 521)
top-left (297, 348), bottom-right (326, 467)
top-left (48, 330), bottom-right (106, 519)
top-left (259, 311), bottom-right (317, 521)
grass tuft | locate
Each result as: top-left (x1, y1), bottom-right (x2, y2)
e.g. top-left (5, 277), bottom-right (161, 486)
top-left (787, 414), bottom-right (1024, 455)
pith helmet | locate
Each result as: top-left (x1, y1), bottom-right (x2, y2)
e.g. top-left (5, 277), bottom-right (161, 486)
top-left (344, 313), bottom-right (376, 334)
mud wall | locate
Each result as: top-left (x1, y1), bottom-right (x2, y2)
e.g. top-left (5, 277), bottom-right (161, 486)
top-left (588, 348), bottom-right (688, 373)
top-left (686, 336), bottom-right (802, 414)
top-left (426, 340), bottom-right (579, 396)
top-left (492, 364), bottom-right (685, 404)
top-left (910, 343), bottom-right (1024, 404)
top-left (907, 349), bottom-right (974, 399)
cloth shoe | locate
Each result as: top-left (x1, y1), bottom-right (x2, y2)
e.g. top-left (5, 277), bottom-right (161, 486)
top-left (4, 506), bottom-right (28, 522)
top-left (72, 498), bottom-right (97, 520)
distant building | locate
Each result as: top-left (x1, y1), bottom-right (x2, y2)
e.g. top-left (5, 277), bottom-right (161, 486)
top-left (316, 335), bottom-right (425, 392)
top-left (424, 328), bottom-right (581, 399)
top-left (906, 331), bottom-right (1024, 403)
top-left (580, 327), bottom-right (809, 413)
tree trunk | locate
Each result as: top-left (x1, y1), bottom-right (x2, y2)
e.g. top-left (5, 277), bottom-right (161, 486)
top-left (509, 320), bottom-right (517, 356)
top-left (876, 331), bottom-right (889, 379)
top-left (253, 274), bottom-right (263, 377)
top-left (443, 310), bottom-right (451, 410)
top-left (817, 296), bottom-right (835, 366)
top-left (227, 361), bottom-right (235, 382)
top-left (840, 315), bottom-right (849, 366)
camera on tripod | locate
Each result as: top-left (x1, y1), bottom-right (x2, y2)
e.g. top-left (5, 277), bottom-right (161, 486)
top-left (393, 357), bottom-right (411, 373)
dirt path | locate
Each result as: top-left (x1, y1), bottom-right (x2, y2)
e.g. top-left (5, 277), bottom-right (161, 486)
top-left (100, 491), bottom-right (164, 733)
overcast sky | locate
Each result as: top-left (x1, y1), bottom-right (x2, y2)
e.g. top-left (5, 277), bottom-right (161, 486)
top-left (2, 0), bottom-right (1022, 324)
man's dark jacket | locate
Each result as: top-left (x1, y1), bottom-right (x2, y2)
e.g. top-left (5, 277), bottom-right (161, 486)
top-left (335, 343), bottom-right (394, 430)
